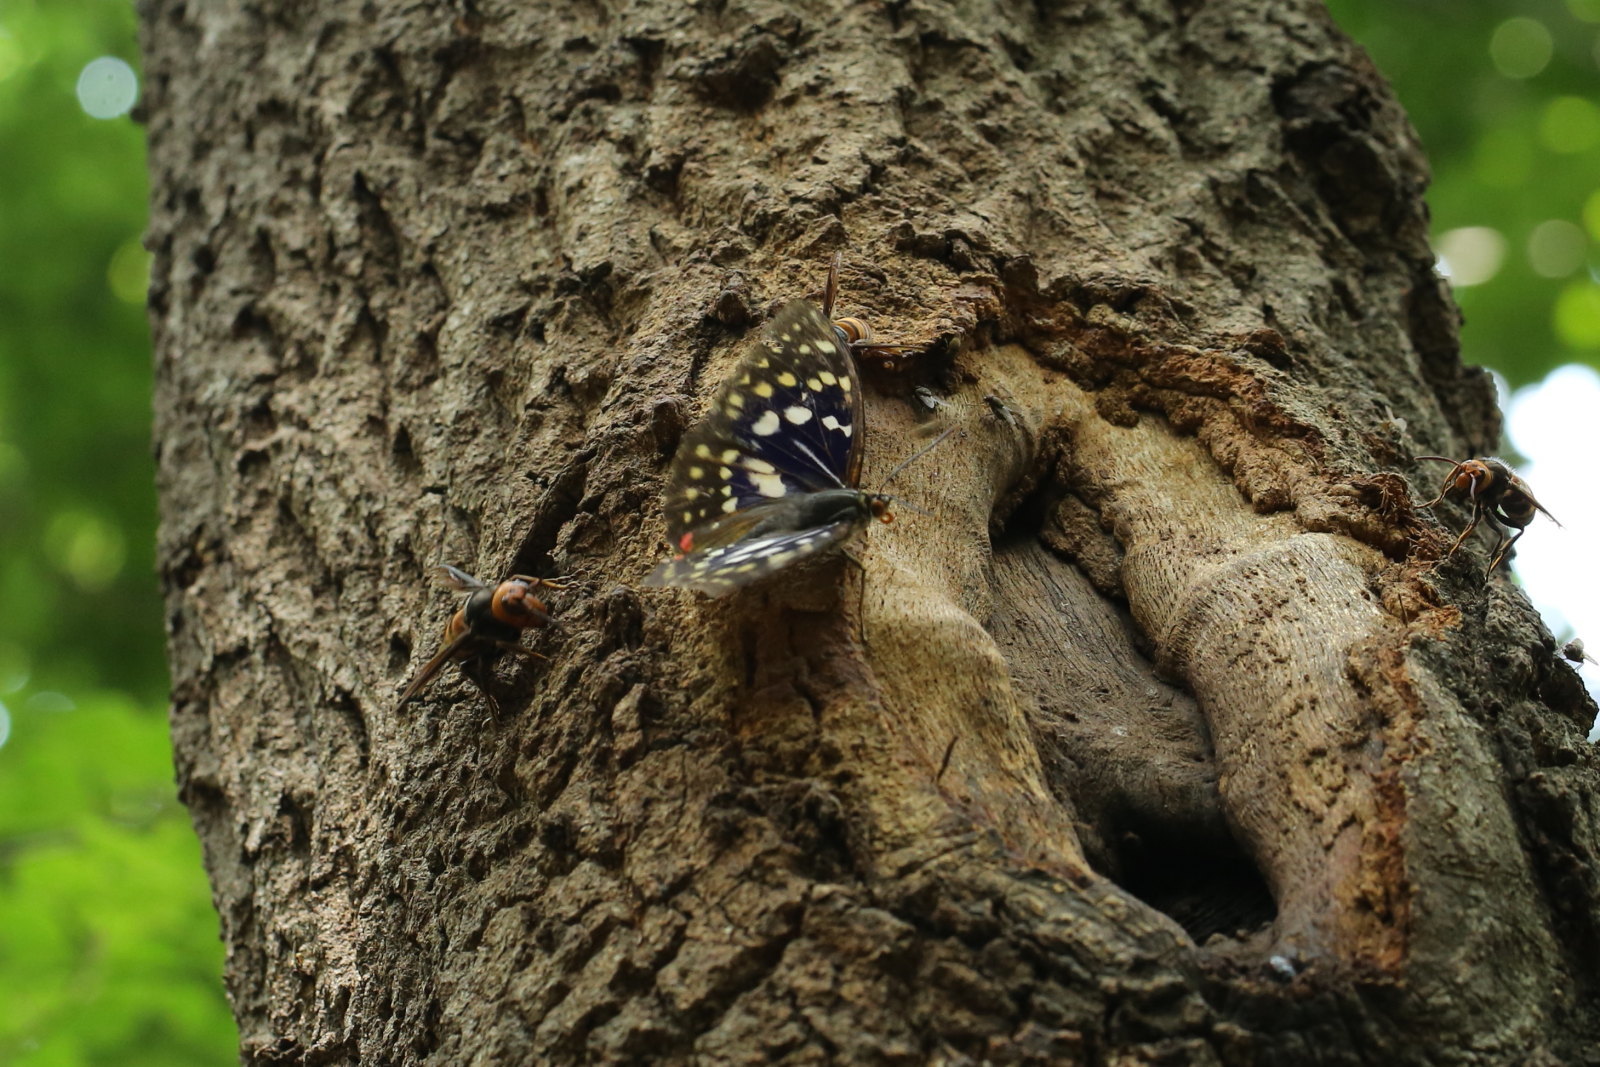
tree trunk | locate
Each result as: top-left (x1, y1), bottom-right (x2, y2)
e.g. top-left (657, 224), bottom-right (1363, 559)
top-left (142, 0), bottom-right (1600, 1062)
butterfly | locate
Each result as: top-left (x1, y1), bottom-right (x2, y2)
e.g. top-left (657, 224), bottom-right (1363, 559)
top-left (643, 296), bottom-right (888, 595)
top-left (395, 565), bottom-right (568, 713)
top-left (646, 249), bottom-right (958, 596)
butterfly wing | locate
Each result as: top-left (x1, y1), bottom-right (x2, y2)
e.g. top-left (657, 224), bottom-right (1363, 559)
top-left (643, 518), bottom-right (861, 596)
top-left (662, 300), bottom-right (865, 550)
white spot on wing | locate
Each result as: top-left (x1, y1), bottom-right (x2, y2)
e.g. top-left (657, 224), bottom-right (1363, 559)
top-left (721, 497), bottom-right (739, 513)
top-left (784, 405), bottom-right (813, 425)
top-left (821, 415), bottom-right (852, 437)
top-left (752, 410), bottom-right (781, 436)
top-left (751, 473), bottom-right (787, 497)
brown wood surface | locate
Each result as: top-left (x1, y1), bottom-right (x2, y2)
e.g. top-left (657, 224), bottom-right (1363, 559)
top-left (142, 0), bottom-right (1600, 1062)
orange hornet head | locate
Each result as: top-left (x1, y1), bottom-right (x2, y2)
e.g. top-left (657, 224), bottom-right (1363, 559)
top-left (490, 579), bottom-right (552, 630)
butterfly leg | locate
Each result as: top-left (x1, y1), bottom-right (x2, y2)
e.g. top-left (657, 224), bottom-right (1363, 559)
top-left (935, 735), bottom-right (959, 786)
top-left (838, 549), bottom-right (872, 651)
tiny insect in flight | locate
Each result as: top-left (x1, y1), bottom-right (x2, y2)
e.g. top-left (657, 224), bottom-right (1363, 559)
top-left (1416, 456), bottom-right (1559, 577)
top-left (396, 565), bottom-right (569, 714)
top-left (643, 257), bottom-right (946, 595)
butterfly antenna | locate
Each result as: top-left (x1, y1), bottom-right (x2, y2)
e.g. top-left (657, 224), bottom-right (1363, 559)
top-left (881, 426), bottom-right (958, 487)
top-left (887, 497), bottom-right (933, 519)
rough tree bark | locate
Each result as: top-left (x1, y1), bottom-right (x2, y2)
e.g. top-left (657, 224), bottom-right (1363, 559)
top-left (142, 0), bottom-right (1599, 1063)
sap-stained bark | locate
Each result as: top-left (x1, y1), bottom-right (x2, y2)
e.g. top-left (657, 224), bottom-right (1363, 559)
top-left (143, 0), bottom-right (1599, 1063)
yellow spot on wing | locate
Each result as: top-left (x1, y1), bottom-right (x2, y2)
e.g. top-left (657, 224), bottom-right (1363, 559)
top-left (751, 472), bottom-right (787, 497)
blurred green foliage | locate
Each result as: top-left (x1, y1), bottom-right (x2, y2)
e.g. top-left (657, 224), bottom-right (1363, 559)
top-left (0, 0), bottom-right (235, 1062)
top-left (1328, 0), bottom-right (1600, 386)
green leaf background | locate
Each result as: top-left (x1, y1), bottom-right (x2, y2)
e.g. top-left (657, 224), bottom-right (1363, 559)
top-left (1329, 0), bottom-right (1600, 386)
top-left (0, 0), bottom-right (233, 1062)
top-left (0, 0), bottom-right (1592, 1061)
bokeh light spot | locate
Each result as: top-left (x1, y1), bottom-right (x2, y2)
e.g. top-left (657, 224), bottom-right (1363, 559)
top-left (107, 239), bottom-right (150, 306)
top-left (1539, 96), bottom-right (1600, 153)
top-left (1491, 17), bottom-right (1554, 78)
top-left (1583, 189), bottom-right (1600, 241)
top-left (1570, 0), bottom-right (1600, 23)
top-left (1528, 219), bottom-right (1589, 278)
top-left (1554, 281), bottom-right (1600, 348)
top-left (75, 56), bottom-right (138, 120)
top-left (0, 701), bottom-right (10, 752)
top-left (44, 510), bottom-right (126, 591)
top-left (26, 691), bottom-right (75, 713)
top-left (1436, 226), bottom-right (1507, 287)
